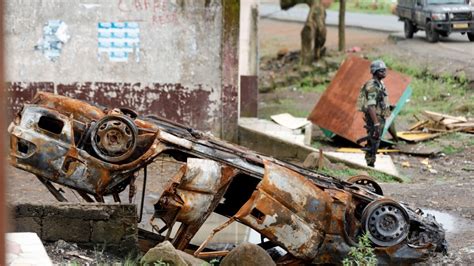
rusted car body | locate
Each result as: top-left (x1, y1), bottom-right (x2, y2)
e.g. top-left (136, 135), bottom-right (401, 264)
top-left (9, 92), bottom-right (446, 264)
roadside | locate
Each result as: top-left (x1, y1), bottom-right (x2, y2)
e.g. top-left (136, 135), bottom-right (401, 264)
top-left (259, 1), bottom-right (474, 87)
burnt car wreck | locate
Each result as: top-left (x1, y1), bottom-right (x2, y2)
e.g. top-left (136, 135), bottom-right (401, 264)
top-left (9, 92), bottom-right (447, 264)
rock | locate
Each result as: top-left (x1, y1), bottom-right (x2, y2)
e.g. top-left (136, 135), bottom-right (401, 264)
top-left (221, 243), bottom-right (275, 266)
top-left (303, 152), bottom-right (332, 169)
top-left (277, 48), bottom-right (289, 59)
top-left (140, 241), bottom-right (187, 266)
top-left (176, 250), bottom-right (209, 266)
top-left (53, 240), bottom-right (78, 254)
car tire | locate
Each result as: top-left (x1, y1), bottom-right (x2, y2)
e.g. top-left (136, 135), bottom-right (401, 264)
top-left (404, 20), bottom-right (415, 39)
top-left (468, 32), bottom-right (474, 42)
top-left (425, 22), bottom-right (439, 43)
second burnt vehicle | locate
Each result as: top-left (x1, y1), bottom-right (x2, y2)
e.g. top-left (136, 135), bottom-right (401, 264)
top-left (8, 92), bottom-right (447, 264)
top-left (396, 0), bottom-right (474, 42)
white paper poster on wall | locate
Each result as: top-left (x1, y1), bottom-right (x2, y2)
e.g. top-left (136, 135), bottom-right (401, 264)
top-left (97, 22), bottom-right (140, 62)
top-left (34, 20), bottom-right (70, 61)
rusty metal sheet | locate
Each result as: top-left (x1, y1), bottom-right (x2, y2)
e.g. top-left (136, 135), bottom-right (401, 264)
top-left (307, 56), bottom-right (411, 144)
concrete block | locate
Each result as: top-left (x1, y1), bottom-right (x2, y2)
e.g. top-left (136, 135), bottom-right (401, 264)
top-left (14, 217), bottom-right (42, 236)
top-left (42, 217), bottom-right (90, 242)
top-left (91, 220), bottom-right (125, 243)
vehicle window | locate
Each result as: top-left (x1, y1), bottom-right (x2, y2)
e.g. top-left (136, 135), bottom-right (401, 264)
top-left (38, 116), bottom-right (64, 134)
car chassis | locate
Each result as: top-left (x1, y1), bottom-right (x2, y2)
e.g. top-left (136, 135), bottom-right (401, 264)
top-left (8, 92), bottom-right (447, 264)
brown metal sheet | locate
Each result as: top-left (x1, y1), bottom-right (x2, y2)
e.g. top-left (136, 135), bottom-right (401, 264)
top-left (307, 56), bottom-right (411, 144)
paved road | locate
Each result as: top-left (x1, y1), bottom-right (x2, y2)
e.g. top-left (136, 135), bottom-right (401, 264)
top-left (260, 3), bottom-right (472, 42)
top-left (260, 3), bottom-right (402, 32)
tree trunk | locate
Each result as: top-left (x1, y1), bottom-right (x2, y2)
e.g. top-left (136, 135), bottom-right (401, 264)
top-left (338, 0), bottom-right (346, 51)
top-left (300, 0), bottom-right (326, 65)
top-left (301, 7), bottom-right (316, 65)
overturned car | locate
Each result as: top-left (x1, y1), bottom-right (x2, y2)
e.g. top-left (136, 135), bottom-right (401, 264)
top-left (8, 92), bottom-right (446, 264)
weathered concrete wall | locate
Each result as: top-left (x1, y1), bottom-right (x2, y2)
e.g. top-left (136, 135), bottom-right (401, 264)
top-left (12, 203), bottom-right (138, 254)
top-left (5, 0), bottom-right (239, 140)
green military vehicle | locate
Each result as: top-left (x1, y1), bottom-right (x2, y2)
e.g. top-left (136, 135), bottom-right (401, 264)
top-left (396, 0), bottom-right (474, 42)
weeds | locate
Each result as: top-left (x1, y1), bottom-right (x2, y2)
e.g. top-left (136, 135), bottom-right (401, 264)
top-left (342, 233), bottom-right (378, 266)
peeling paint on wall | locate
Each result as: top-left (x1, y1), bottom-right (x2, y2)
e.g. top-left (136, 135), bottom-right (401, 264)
top-left (98, 22), bottom-right (140, 62)
top-left (34, 20), bottom-right (70, 61)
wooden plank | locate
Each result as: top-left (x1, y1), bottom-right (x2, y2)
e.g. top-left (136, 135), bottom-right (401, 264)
top-left (408, 120), bottom-right (429, 131)
top-left (422, 110), bottom-right (467, 123)
top-left (336, 148), bottom-right (400, 153)
top-left (446, 122), bottom-right (474, 130)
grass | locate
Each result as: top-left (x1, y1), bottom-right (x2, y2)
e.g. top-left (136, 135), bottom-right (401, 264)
top-left (259, 97), bottom-right (311, 119)
top-left (329, 0), bottom-right (394, 15)
top-left (320, 166), bottom-right (400, 182)
top-left (368, 55), bottom-right (473, 122)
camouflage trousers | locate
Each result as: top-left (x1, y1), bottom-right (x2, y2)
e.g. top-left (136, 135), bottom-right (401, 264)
top-left (363, 113), bottom-right (385, 167)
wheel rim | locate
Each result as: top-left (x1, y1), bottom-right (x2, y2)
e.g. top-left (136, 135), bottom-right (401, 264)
top-left (362, 199), bottom-right (409, 246)
top-left (91, 115), bottom-right (137, 162)
top-left (347, 175), bottom-right (383, 195)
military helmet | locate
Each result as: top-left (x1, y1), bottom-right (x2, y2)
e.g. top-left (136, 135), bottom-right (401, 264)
top-left (370, 60), bottom-right (387, 74)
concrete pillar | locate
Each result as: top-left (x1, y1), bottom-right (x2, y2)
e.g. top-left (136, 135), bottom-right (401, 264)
top-left (239, 0), bottom-right (259, 118)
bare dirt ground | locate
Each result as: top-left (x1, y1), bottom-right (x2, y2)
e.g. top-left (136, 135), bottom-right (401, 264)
top-left (259, 19), bottom-right (474, 264)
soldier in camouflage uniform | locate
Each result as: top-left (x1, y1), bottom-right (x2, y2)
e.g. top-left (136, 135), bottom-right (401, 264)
top-left (358, 60), bottom-right (392, 167)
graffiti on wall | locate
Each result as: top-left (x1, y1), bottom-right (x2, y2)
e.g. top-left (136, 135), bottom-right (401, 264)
top-left (98, 22), bottom-right (140, 62)
top-left (34, 20), bottom-right (70, 61)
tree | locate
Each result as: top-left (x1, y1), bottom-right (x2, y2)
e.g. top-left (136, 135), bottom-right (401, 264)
top-left (339, 0), bottom-right (346, 51)
top-left (281, 0), bottom-right (327, 65)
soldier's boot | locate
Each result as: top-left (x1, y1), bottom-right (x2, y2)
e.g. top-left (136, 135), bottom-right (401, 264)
top-left (365, 152), bottom-right (376, 167)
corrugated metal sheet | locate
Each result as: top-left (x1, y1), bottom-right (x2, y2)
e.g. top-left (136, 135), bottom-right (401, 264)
top-left (307, 56), bottom-right (411, 144)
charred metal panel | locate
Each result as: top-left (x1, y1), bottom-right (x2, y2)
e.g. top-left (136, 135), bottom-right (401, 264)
top-left (240, 75), bottom-right (258, 117)
top-left (307, 56), bottom-right (411, 144)
top-left (236, 162), bottom-right (333, 260)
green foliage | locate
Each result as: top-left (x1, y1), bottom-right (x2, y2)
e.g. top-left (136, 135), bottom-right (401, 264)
top-left (329, 0), bottom-right (394, 15)
top-left (320, 167), bottom-right (400, 183)
top-left (342, 233), bottom-right (378, 266)
top-left (368, 55), bottom-right (472, 120)
top-left (320, 167), bottom-right (360, 178)
top-left (209, 258), bottom-right (220, 265)
top-left (153, 261), bottom-right (170, 266)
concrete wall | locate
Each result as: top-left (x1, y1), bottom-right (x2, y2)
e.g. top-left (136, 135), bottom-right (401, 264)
top-left (5, 0), bottom-right (239, 140)
top-left (12, 203), bottom-right (138, 254)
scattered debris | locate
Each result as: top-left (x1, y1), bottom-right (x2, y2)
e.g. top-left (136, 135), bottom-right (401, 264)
top-left (398, 111), bottom-right (474, 142)
top-left (8, 92), bottom-right (447, 264)
top-left (336, 148), bottom-right (399, 153)
top-left (346, 46), bottom-right (362, 53)
top-left (270, 113), bottom-right (310, 130)
top-left (401, 161), bottom-right (411, 168)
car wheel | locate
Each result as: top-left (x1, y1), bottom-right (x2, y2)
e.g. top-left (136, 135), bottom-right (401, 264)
top-left (425, 22), bottom-right (439, 43)
top-left (362, 199), bottom-right (409, 247)
top-left (468, 32), bottom-right (474, 42)
top-left (404, 20), bottom-right (415, 39)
